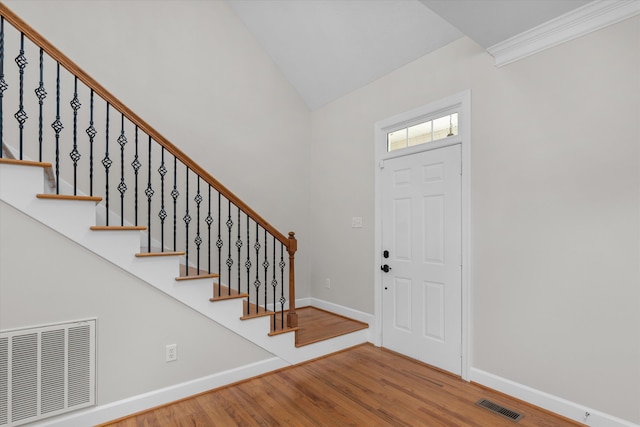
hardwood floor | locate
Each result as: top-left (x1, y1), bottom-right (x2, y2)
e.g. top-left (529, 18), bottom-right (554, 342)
top-left (100, 344), bottom-right (582, 427)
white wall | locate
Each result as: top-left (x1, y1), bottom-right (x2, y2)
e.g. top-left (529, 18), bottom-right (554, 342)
top-left (0, 201), bottom-right (273, 406)
top-left (3, 0), bottom-right (312, 298)
top-left (309, 17), bottom-right (639, 424)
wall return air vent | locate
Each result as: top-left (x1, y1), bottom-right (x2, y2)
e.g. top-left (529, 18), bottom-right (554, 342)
top-left (0, 319), bottom-right (96, 427)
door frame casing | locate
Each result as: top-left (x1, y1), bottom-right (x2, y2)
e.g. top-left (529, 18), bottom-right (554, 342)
top-left (373, 90), bottom-right (471, 380)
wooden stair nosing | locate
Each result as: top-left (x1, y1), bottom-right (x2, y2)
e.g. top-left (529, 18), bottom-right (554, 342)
top-left (268, 326), bottom-right (299, 337)
top-left (90, 225), bottom-right (147, 231)
top-left (209, 283), bottom-right (247, 301)
top-left (209, 293), bottom-right (249, 302)
top-left (0, 158), bottom-right (52, 168)
top-left (241, 304), bottom-right (275, 321)
top-left (135, 251), bottom-right (185, 257)
top-left (37, 193), bottom-right (102, 202)
top-left (175, 273), bottom-right (219, 282)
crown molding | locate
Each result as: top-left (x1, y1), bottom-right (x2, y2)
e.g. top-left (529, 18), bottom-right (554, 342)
top-left (487, 0), bottom-right (640, 67)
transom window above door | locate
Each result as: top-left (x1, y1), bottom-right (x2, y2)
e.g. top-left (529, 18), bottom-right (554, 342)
top-left (387, 112), bottom-right (458, 152)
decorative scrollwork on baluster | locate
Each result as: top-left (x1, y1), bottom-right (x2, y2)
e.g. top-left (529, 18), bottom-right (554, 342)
top-left (158, 148), bottom-right (167, 250)
top-left (14, 33), bottom-right (27, 159)
top-left (86, 90), bottom-right (96, 196)
top-left (116, 115), bottom-right (127, 225)
top-left (35, 49), bottom-right (46, 161)
top-left (51, 63), bottom-right (63, 194)
top-left (194, 177), bottom-right (203, 273)
top-left (131, 127), bottom-right (141, 225)
top-left (205, 186), bottom-right (213, 274)
top-left (145, 136), bottom-right (154, 250)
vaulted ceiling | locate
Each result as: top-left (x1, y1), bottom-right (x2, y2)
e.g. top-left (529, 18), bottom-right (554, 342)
top-left (227, 0), bottom-right (592, 110)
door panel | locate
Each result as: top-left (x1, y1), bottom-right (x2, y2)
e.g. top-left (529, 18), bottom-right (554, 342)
top-left (381, 144), bottom-right (461, 375)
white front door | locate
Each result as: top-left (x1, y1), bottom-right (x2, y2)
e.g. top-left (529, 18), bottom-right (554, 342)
top-left (381, 143), bottom-right (462, 375)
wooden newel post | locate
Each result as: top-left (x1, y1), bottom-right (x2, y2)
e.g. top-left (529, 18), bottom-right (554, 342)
top-left (286, 231), bottom-right (298, 328)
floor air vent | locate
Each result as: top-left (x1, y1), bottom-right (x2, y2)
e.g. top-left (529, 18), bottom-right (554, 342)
top-left (0, 319), bottom-right (96, 427)
top-left (476, 398), bottom-right (524, 422)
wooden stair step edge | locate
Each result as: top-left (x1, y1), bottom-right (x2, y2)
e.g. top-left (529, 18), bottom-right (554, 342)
top-left (175, 273), bottom-right (220, 282)
top-left (0, 158), bottom-right (52, 168)
top-left (268, 325), bottom-right (299, 337)
top-left (240, 301), bottom-right (274, 320)
top-left (135, 251), bottom-right (185, 257)
top-left (90, 225), bottom-right (147, 231)
top-left (209, 283), bottom-right (248, 301)
top-left (37, 193), bottom-right (102, 202)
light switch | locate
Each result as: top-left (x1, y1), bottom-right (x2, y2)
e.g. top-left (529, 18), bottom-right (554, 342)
top-left (351, 217), bottom-right (363, 228)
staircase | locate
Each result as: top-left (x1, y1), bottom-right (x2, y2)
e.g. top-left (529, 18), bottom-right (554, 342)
top-left (0, 2), bottom-right (368, 368)
top-left (0, 158), bottom-right (368, 366)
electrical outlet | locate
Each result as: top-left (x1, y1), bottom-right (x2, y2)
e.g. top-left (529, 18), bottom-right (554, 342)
top-left (166, 344), bottom-right (177, 362)
top-left (351, 216), bottom-right (363, 228)
top-left (325, 278), bottom-right (331, 289)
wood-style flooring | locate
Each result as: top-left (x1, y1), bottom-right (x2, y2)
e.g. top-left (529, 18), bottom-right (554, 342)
top-left (100, 343), bottom-right (581, 427)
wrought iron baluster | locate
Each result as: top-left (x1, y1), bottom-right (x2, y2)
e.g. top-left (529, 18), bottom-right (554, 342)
top-left (236, 207), bottom-right (242, 294)
top-left (86, 90), bottom-right (96, 196)
top-left (117, 115), bottom-right (127, 224)
top-left (263, 229), bottom-right (269, 311)
top-left (14, 33), bottom-right (27, 159)
top-left (216, 193), bottom-right (222, 297)
top-left (245, 215), bottom-right (251, 311)
top-left (131, 127), bottom-right (140, 225)
top-left (184, 166), bottom-right (191, 271)
top-left (69, 77), bottom-right (81, 194)
top-left (272, 236), bottom-right (277, 329)
top-left (172, 156), bottom-right (178, 251)
top-left (279, 244), bottom-right (286, 329)
top-left (254, 222), bottom-right (261, 312)
top-left (103, 104), bottom-right (113, 223)
top-left (205, 185), bottom-right (213, 274)
top-left (158, 147), bottom-right (167, 250)
top-left (194, 177), bottom-right (202, 274)
top-left (35, 49), bottom-right (46, 161)
top-left (226, 200), bottom-right (233, 293)
top-left (253, 222), bottom-right (262, 313)
top-left (52, 63), bottom-right (63, 194)
top-left (0, 17), bottom-right (6, 158)
top-left (145, 136), bottom-right (154, 250)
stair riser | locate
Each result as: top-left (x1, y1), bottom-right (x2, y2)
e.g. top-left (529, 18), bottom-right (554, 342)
top-left (0, 163), bottom-right (45, 208)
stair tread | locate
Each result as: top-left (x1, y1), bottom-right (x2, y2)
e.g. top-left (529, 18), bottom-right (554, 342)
top-left (136, 251), bottom-right (185, 257)
top-left (241, 301), bottom-right (274, 320)
top-left (178, 265), bottom-right (220, 281)
top-left (209, 283), bottom-right (248, 301)
top-left (90, 225), bottom-right (147, 231)
top-left (0, 158), bottom-right (52, 168)
top-left (37, 193), bottom-right (102, 202)
top-left (176, 273), bottom-right (219, 281)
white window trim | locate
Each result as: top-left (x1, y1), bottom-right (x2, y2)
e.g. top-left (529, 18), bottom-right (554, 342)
top-left (373, 90), bottom-right (472, 380)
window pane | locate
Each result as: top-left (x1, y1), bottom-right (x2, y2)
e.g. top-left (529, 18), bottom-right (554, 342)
top-left (433, 113), bottom-right (458, 141)
top-left (387, 129), bottom-right (407, 151)
top-left (408, 121), bottom-right (432, 147)
top-left (387, 113), bottom-right (457, 152)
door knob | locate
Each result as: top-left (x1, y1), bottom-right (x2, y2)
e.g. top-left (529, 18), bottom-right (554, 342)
top-left (381, 264), bottom-right (391, 273)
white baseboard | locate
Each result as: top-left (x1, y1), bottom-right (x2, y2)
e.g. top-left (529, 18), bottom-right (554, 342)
top-left (308, 297), bottom-right (375, 342)
top-left (470, 368), bottom-right (639, 427)
top-left (37, 357), bottom-right (288, 427)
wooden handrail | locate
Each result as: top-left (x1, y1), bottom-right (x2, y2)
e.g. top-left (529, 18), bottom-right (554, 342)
top-left (0, 2), bottom-right (290, 247)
